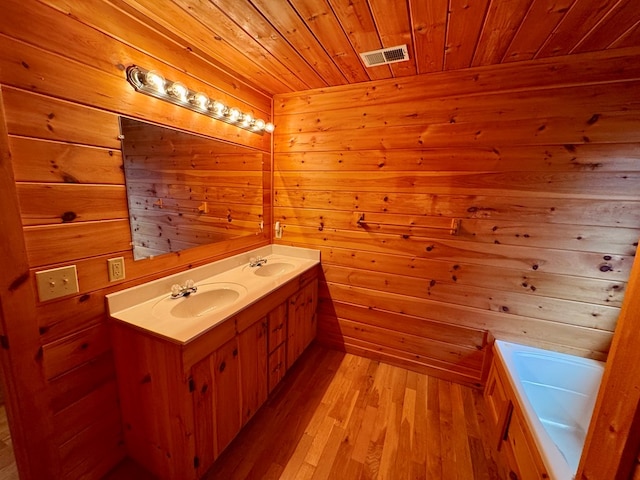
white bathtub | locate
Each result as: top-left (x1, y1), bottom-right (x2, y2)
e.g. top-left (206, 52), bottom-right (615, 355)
top-left (494, 340), bottom-right (605, 480)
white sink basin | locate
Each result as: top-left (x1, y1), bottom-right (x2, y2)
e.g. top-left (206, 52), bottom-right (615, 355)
top-left (152, 282), bottom-right (247, 320)
top-left (253, 262), bottom-right (295, 277)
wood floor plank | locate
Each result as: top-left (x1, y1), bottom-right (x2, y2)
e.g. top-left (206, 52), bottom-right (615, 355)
top-left (294, 462), bottom-right (315, 480)
top-left (351, 405), bottom-right (377, 464)
top-left (397, 387), bottom-right (416, 478)
top-left (309, 423), bottom-right (345, 480)
top-left (378, 400), bottom-right (400, 479)
top-left (412, 373), bottom-right (428, 467)
top-left (278, 433), bottom-right (313, 480)
top-left (426, 376), bottom-right (443, 478)
top-left (451, 383), bottom-right (475, 479)
top-left (304, 415), bottom-right (336, 467)
top-left (439, 380), bottom-right (456, 480)
top-left (106, 344), bottom-right (504, 480)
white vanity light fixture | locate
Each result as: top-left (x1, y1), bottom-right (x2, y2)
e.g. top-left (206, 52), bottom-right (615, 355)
top-left (125, 65), bottom-right (275, 135)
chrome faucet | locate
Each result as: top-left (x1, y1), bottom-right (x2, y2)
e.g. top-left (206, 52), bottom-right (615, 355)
top-left (249, 256), bottom-right (268, 267)
top-left (171, 279), bottom-right (197, 298)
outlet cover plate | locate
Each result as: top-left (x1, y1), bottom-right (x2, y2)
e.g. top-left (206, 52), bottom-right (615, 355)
top-left (35, 265), bottom-right (79, 302)
top-left (108, 257), bottom-right (126, 282)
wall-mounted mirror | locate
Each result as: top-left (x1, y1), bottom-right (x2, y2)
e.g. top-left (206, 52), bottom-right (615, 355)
top-left (120, 117), bottom-right (265, 260)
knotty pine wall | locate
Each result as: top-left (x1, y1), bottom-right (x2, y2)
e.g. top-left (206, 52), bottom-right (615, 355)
top-left (120, 118), bottom-right (265, 259)
top-left (0, 0), bottom-right (270, 478)
top-left (273, 47), bottom-right (640, 387)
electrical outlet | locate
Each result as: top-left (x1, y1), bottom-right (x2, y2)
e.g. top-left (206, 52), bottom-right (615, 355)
top-left (108, 257), bottom-right (126, 282)
top-left (35, 265), bottom-right (79, 302)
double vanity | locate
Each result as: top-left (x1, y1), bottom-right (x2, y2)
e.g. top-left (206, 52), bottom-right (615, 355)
top-left (106, 245), bottom-right (320, 479)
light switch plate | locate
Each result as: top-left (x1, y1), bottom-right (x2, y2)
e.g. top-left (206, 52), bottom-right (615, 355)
top-left (35, 265), bottom-right (79, 302)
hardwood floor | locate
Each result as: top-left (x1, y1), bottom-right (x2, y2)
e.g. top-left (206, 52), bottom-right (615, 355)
top-left (107, 344), bottom-right (503, 480)
top-left (0, 405), bottom-right (18, 480)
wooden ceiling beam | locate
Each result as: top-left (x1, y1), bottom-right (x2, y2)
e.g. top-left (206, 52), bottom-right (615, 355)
top-left (327, 0), bottom-right (392, 80)
top-left (472, 0), bottom-right (535, 66)
top-left (289, 0), bottom-right (370, 83)
top-left (114, 0), bottom-right (294, 94)
top-left (208, 0), bottom-right (328, 90)
top-left (501, 0), bottom-right (574, 63)
top-left (368, 0), bottom-right (417, 77)
top-left (572, 0), bottom-right (640, 53)
top-left (250, 0), bottom-right (349, 86)
top-left (444, 0), bottom-right (491, 71)
top-left (535, 0), bottom-right (621, 58)
top-left (409, 0), bottom-right (448, 74)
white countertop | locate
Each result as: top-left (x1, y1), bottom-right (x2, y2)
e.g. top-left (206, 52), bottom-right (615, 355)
top-left (106, 245), bottom-right (320, 344)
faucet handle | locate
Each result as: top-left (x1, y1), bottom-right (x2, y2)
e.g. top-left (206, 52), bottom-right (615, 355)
top-left (171, 284), bottom-right (181, 297)
top-left (185, 279), bottom-right (194, 288)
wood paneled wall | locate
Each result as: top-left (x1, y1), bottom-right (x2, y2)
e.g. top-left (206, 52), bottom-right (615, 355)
top-left (273, 47), bottom-right (640, 387)
top-left (120, 118), bottom-right (265, 258)
top-left (0, 0), bottom-right (271, 478)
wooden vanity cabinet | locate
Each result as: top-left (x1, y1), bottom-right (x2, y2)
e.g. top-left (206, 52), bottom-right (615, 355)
top-left (484, 356), bottom-right (548, 480)
top-left (110, 266), bottom-right (319, 479)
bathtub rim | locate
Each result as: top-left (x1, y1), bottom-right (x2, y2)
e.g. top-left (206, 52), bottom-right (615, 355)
top-left (493, 340), bottom-right (605, 480)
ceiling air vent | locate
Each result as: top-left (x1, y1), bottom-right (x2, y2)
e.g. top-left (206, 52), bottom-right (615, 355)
top-left (360, 45), bottom-right (409, 67)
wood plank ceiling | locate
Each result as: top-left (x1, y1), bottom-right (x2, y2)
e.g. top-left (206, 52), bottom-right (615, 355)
top-left (116, 0), bottom-right (640, 96)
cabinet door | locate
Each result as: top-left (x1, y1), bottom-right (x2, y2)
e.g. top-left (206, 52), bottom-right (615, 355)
top-left (192, 352), bottom-right (216, 474)
top-left (286, 288), bottom-right (304, 370)
top-left (192, 336), bottom-right (242, 473)
top-left (485, 363), bottom-right (512, 450)
top-left (287, 279), bottom-right (318, 370)
top-left (213, 337), bottom-right (242, 454)
top-left (238, 318), bottom-right (268, 425)
top-left (301, 278), bottom-right (318, 351)
top-left (506, 410), bottom-right (547, 480)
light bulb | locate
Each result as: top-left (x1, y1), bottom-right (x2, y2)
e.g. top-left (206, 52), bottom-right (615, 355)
top-left (189, 92), bottom-right (209, 109)
top-left (254, 119), bottom-right (266, 131)
top-left (210, 100), bottom-right (226, 116)
top-left (265, 122), bottom-right (275, 133)
top-left (144, 70), bottom-right (165, 92)
top-left (167, 81), bottom-right (188, 102)
top-left (227, 108), bottom-right (241, 122)
top-left (241, 113), bottom-right (253, 127)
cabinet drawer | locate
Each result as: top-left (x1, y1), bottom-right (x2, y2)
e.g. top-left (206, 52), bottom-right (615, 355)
top-left (268, 344), bottom-right (286, 394)
top-left (267, 303), bottom-right (287, 353)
